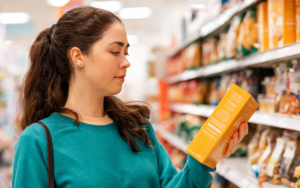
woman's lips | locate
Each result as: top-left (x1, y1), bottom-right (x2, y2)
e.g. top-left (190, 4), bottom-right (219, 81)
top-left (115, 77), bottom-right (125, 82)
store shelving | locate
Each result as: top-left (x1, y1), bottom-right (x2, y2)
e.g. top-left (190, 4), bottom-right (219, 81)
top-left (166, 42), bottom-right (300, 84)
top-left (152, 123), bottom-right (288, 188)
top-left (166, 0), bottom-right (262, 58)
top-left (169, 103), bottom-right (300, 131)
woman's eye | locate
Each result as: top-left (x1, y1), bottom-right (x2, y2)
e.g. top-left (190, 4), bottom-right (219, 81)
top-left (112, 52), bottom-right (120, 55)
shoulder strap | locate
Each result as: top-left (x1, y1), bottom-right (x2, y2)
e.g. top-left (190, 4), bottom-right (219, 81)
top-left (36, 122), bottom-right (56, 188)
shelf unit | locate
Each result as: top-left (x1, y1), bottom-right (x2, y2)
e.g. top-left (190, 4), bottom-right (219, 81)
top-left (152, 123), bottom-right (288, 188)
top-left (167, 0), bottom-right (262, 58)
top-left (169, 103), bottom-right (300, 131)
top-left (167, 42), bottom-right (300, 84)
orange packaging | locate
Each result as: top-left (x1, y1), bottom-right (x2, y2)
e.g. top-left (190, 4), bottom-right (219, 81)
top-left (268, 0), bottom-right (296, 49)
top-left (186, 84), bottom-right (259, 168)
top-left (257, 2), bottom-right (269, 51)
top-left (296, 0), bottom-right (300, 42)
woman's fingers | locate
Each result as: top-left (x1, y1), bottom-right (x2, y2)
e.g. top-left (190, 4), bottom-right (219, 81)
top-left (224, 138), bottom-right (234, 157)
top-left (233, 131), bottom-right (239, 149)
top-left (238, 123), bottom-right (245, 142)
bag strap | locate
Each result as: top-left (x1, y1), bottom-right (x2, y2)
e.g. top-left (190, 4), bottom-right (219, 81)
top-left (36, 122), bottom-right (56, 188)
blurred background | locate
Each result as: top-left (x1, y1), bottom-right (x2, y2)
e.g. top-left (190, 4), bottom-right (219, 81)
top-left (1, 0), bottom-right (300, 187)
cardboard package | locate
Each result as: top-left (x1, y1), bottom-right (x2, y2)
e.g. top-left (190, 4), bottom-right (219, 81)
top-left (268, 0), bottom-right (296, 49)
top-left (257, 2), bottom-right (269, 51)
top-left (186, 84), bottom-right (259, 168)
top-left (296, 0), bottom-right (300, 42)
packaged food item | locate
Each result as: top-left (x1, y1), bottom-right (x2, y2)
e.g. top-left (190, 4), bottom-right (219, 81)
top-left (217, 32), bottom-right (228, 61)
top-left (289, 156), bottom-right (300, 186)
top-left (237, 7), bottom-right (259, 57)
top-left (183, 42), bottom-right (201, 70)
top-left (258, 137), bottom-right (274, 183)
top-left (202, 38), bottom-right (219, 66)
top-left (268, 0), bottom-right (296, 49)
top-left (267, 137), bottom-right (286, 184)
top-left (274, 63), bottom-right (288, 113)
top-left (296, 0), bottom-right (300, 42)
top-left (186, 84), bottom-right (259, 168)
top-left (257, 1), bottom-right (269, 51)
top-left (258, 94), bottom-right (276, 113)
top-left (248, 125), bottom-right (262, 165)
top-left (280, 140), bottom-right (297, 185)
top-left (261, 76), bottom-right (275, 95)
top-left (226, 14), bottom-right (244, 59)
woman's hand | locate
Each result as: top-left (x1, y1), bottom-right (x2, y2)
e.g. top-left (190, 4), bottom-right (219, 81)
top-left (224, 122), bottom-right (248, 158)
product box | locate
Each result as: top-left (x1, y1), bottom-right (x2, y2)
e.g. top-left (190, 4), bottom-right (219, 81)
top-left (268, 0), bottom-right (296, 49)
top-left (186, 84), bottom-right (259, 168)
top-left (296, 0), bottom-right (300, 42)
top-left (257, 2), bottom-right (269, 51)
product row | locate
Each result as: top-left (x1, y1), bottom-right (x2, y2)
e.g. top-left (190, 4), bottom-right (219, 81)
top-left (167, 60), bottom-right (300, 116)
top-left (167, 0), bottom-right (300, 76)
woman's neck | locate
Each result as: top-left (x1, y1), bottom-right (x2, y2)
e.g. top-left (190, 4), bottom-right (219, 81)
top-left (64, 78), bottom-right (106, 118)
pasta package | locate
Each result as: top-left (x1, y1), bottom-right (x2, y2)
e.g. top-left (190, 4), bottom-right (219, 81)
top-left (257, 1), bottom-right (269, 51)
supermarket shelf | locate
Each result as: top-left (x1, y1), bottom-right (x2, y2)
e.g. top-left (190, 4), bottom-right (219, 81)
top-left (166, 42), bottom-right (300, 84)
top-left (166, 0), bottom-right (261, 58)
top-left (169, 103), bottom-right (300, 131)
top-left (153, 123), bottom-right (287, 188)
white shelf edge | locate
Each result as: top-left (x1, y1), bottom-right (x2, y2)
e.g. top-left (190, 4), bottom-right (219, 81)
top-left (166, 42), bottom-right (300, 84)
top-left (169, 103), bottom-right (300, 131)
top-left (166, 0), bottom-right (261, 58)
top-left (153, 123), bottom-right (287, 188)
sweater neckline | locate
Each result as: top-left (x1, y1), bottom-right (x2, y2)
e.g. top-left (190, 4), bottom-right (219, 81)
top-left (50, 113), bottom-right (117, 132)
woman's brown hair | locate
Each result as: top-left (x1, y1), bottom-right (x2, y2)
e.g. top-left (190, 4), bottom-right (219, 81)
top-left (19, 6), bottom-right (153, 152)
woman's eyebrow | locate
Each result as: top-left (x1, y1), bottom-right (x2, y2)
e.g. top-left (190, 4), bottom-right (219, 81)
top-left (109, 41), bottom-right (130, 48)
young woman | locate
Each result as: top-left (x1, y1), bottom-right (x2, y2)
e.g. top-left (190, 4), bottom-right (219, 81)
top-left (12, 6), bottom-right (248, 188)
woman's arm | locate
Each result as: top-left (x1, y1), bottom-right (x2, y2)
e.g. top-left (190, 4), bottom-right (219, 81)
top-left (147, 122), bottom-right (248, 188)
top-left (12, 123), bottom-right (49, 188)
top-left (147, 123), bottom-right (215, 188)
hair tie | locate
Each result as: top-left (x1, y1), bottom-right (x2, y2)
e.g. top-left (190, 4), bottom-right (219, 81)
top-left (50, 24), bottom-right (56, 35)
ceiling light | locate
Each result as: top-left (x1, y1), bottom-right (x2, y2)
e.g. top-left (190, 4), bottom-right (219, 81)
top-left (119, 7), bottom-right (152, 19)
top-left (91, 1), bottom-right (122, 12)
top-left (127, 35), bottom-right (138, 45)
top-left (0, 13), bottom-right (30, 24)
top-left (190, 4), bottom-right (206, 9)
top-left (46, 0), bottom-right (70, 7)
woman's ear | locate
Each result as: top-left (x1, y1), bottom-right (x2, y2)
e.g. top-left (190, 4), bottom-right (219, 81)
top-left (70, 47), bottom-right (84, 69)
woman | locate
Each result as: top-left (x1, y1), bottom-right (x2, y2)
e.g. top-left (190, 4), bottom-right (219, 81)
top-left (12, 6), bottom-right (248, 188)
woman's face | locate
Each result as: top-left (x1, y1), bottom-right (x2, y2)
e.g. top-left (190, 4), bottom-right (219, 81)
top-left (74, 22), bottom-right (130, 96)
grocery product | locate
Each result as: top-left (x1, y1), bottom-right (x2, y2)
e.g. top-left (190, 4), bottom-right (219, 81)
top-left (186, 84), bottom-right (259, 168)
top-left (267, 138), bottom-right (286, 183)
top-left (226, 14), bottom-right (244, 59)
top-left (289, 156), bottom-right (300, 186)
top-left (280, 140), bottom-right (297, 185)
top-left (257, 1), bottom-right (269, 51)
top-left (268, 0), bottom-right (296, 49)
top-left (248, 125), bottom-right (262, 165)
top-left (237, 7), bottom-right (259, 57)
top-left (296, 0), bottom-right (300, 42)
top-left (258, 137), bottom-right (274, 183)
top-left (202, 38), bottom-right (219, 65)
top-left (217, 32), bottom-right (228, 61)
top-left (182, 42), bottom-right (201, 70)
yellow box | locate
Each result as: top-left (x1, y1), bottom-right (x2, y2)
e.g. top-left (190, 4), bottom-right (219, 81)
top-left (296, 0), bottom-right (300, 42)
top-left (268, 0), bottom-right (296, 49)
top-left (186, 84), bottom-right (259, 168)
top-left (257, 2), bottom-right (269, 51)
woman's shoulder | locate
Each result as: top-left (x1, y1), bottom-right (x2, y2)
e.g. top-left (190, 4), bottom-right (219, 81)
top-left (18, 113), bottom-right (64, 145)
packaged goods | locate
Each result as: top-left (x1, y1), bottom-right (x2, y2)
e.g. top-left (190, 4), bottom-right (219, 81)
top-left (217, 32), bottom-right (228, 61)
top-left (186, 84), bottom-right (259, 168)
top-left (261, 76), bottom-right (275, 95)
top-left (280, 140), bottom-right (297, 185)
top-left (237, 7), bottom-right (259, 57)
top-left (257, 2), bottom-right (269, 51)
top-left (274, 63), bottom-right (288, 112)
top-left (296, 0), bottom-right (300, 42)
top-left (183, 42), bottom-right (201, 70)
top-left (289, 156), bottom-right (300, 186)
top-left (268, 0), bottom-right (296, 49)
top-left (267, 138), bottom-right (286, 183)
top-left (258, 94), bottom-right (276, 113)
top-left (226, 14), bottom-right (244, 59)
top-left (248, 125), bottom-right (262, 165)
top-left (258, 137), bottom-right (274, 183)
top-left (202, 38), bottom-right (219, 66)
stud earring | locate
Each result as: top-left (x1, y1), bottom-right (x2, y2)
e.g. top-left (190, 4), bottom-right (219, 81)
top-left (73, 62), bottom-right (80, 71)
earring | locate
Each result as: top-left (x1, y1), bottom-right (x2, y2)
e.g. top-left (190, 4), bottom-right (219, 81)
top-left (73, 62), bottom-right (80, 71)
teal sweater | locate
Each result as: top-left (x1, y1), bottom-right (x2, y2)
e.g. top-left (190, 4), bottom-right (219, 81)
top-left (12, 113), bottom-right (215, 188)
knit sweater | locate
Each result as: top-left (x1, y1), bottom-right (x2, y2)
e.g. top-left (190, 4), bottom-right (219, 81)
top-left (12, 113), bottom-right (215, 188)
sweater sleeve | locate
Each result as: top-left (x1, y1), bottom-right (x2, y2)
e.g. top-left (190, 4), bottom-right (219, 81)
top-left (12, 123), bottom-right (49, 188)
top-left (147, 123), bottom-right (216, 188)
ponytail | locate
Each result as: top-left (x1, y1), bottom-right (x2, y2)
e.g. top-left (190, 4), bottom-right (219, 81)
top-left (19, 6), bottom-right (153, 152)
